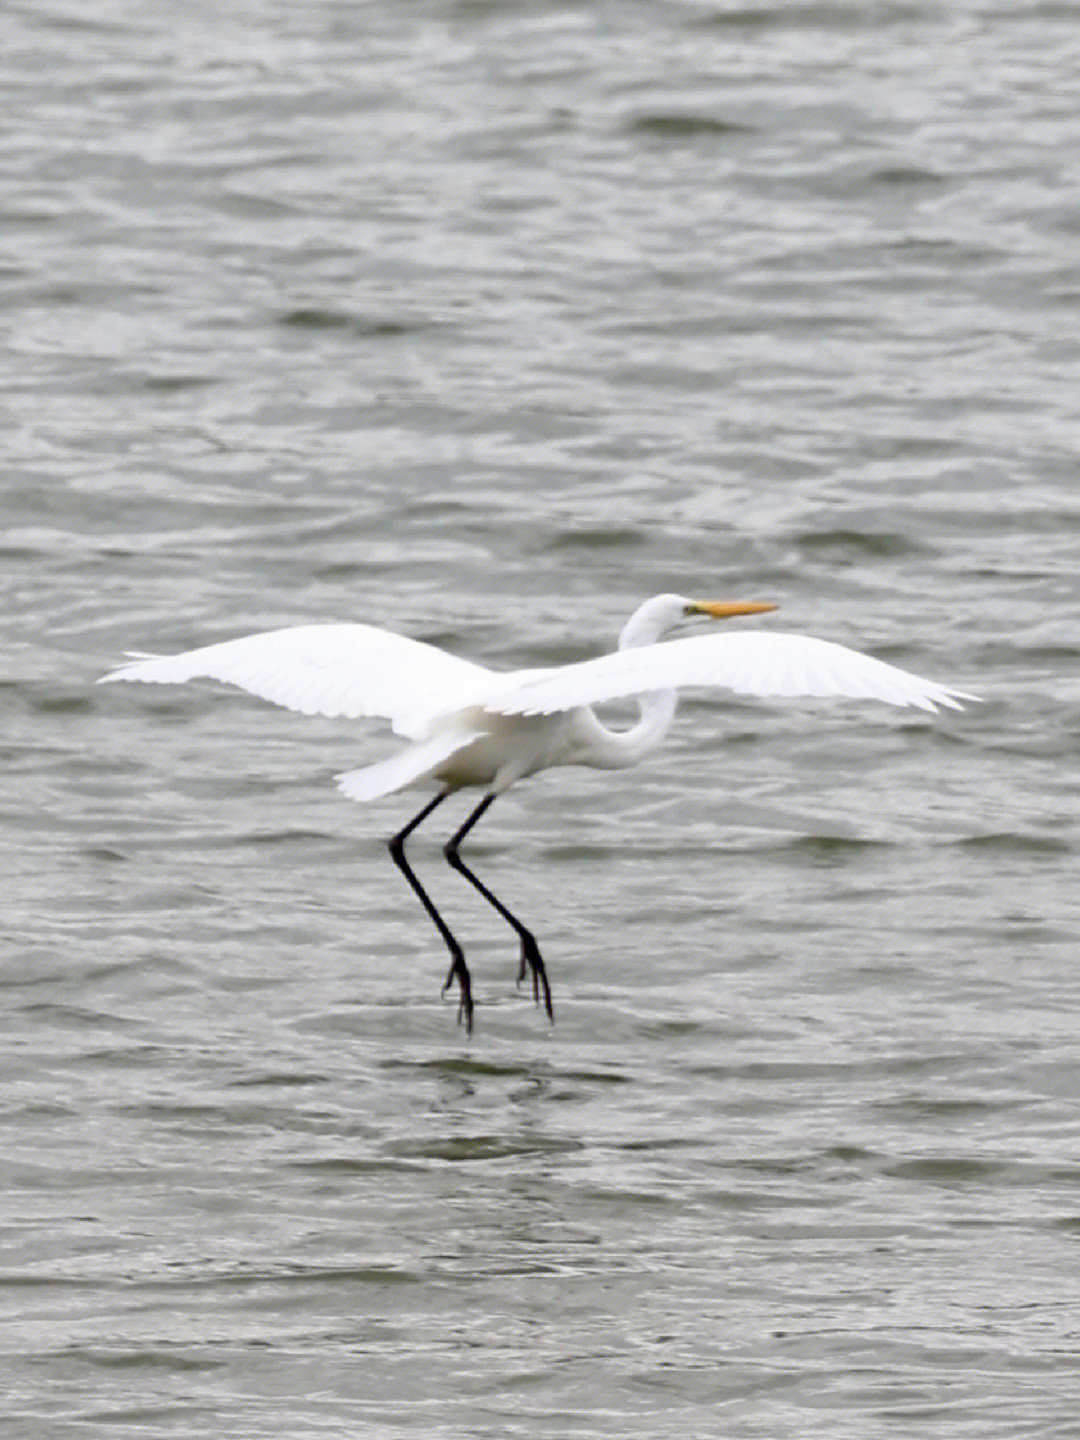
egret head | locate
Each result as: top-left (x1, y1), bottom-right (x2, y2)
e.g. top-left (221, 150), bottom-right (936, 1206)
top-left (619, 593), bottom-right (778, 650)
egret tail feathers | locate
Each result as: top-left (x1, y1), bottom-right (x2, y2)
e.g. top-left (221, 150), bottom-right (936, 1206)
top-left (336, 729), bottom-right (481, 802)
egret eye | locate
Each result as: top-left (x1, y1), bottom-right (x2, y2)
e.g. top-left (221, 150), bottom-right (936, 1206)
top-left (682, 604), bottom-right (697, 616)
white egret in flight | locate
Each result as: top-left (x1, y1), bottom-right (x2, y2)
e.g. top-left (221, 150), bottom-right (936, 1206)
top-left (100, 593), bottom-right (972, 1030)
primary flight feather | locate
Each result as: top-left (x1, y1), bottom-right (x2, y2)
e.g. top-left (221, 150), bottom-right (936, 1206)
top-left (100, 592), bottom-right (973, 1030)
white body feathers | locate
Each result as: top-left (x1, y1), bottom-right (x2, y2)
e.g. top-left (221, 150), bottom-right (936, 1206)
top-left (100, 593), bottom-right (972, 801)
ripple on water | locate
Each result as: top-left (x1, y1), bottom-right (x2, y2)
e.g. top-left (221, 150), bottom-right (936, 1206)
top-left (7, 0), bottom-right (1080, 1432)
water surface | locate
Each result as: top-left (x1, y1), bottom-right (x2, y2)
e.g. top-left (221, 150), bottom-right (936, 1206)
top-left (5, 1), bottom-right (1080, 1434)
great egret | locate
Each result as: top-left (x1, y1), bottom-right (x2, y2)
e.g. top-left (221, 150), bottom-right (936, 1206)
top-left (100, 593), bottom-right (972, 1030)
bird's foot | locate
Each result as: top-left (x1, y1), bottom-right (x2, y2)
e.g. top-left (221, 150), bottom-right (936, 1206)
top-left (516, 933), bottom-right (553, 1022)
top-left (442, 952), bottom-right (474, 1034)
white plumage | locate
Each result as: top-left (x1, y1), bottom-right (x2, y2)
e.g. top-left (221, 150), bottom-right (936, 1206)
top-left (480, 628), bottom-right (965, 718)
top-left (100, 592), bottom-right (973, 1030)
top-left (101, 595), bottom-right (969, 794)
top-left (101, 623), bottom-right (491, 738)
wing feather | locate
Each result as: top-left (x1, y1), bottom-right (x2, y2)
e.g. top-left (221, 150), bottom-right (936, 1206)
top-left (99, 624), bottom-right (495, 738)
top-left (480, 631), bottom-right (973, 717)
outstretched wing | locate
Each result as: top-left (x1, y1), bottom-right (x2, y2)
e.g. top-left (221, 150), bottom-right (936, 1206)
top-left (99, 624), bottom-right (495, 738)
top-left (480, 630), bottom-right (974, 717)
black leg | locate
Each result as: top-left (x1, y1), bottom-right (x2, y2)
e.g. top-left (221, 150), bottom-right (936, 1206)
top-left (444, 794), bottom-right (554, 1023)
top-left (388, 791), bottom-right (474, 1032)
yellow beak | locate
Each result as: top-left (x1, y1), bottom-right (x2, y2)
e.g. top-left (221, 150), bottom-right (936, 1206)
top-left (689, 599), bottom-right (778, 619)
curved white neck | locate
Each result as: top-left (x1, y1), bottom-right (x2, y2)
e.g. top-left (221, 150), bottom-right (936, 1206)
top-left (579, 688), bottom-right (678, 770)
top-left (582, 600), bottom-right (683, 771)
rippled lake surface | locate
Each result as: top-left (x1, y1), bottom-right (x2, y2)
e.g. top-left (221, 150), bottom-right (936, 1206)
top-left (6, 1), bottom-right (1080, 1434)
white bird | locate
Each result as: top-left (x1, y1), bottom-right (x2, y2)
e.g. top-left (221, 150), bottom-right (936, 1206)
top-left (100, 593), bottom-right (973, 1030)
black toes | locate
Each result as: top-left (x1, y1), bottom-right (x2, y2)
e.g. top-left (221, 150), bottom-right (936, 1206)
top-left (518, 935), bottom-right (553, 1023)
top-left (442, 953), bottom-right (474, 1033)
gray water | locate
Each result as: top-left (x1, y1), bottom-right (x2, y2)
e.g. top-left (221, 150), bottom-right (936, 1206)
top-left (5, 1), bottom-right (1080, 1434)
